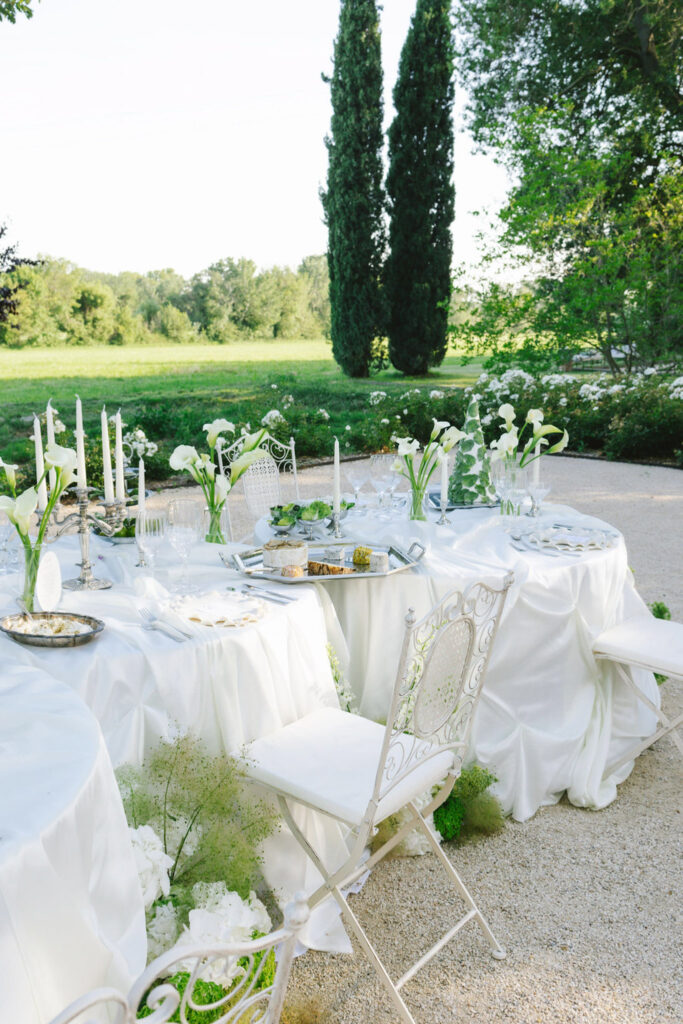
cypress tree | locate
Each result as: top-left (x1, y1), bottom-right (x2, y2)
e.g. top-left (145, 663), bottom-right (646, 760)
top-left (386, 0), bottom-right (455, 375)
top-left (322, 0), bottom-right (385, 378)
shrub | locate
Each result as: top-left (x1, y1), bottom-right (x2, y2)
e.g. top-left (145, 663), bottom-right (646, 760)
top-left (433, 765), bottom-right (504, 843)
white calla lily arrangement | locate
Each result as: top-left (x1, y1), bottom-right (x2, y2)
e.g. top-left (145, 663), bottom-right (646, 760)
top-left (392, 420), bottom-right (465, 520)
top-left (489, 404), bottom-right (568, 467)
top-left (0, 444), bottom-right (78, 611)
top-left (169, 420), bottom-right (270, 542)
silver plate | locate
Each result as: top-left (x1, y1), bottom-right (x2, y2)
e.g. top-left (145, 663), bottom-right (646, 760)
top-left (0, 611), bottom-right (105, 648)
top-left (222, 540), bottom-right (426, 584)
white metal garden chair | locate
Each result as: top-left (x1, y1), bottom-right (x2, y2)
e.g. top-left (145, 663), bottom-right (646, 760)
top-left (593, 613), bottom-right (683, 775)
top-left (48, 894), bottom-right (309, 1024)
top-left (223, 434), bottom-right (300, 502)
top-left (240, 574), bottom-right (514, 1024)
top-left (241, 453), bottom-right (283, 522)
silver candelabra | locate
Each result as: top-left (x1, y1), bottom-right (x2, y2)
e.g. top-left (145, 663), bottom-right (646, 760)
top-left (50, 488), bottom-right (127, 590)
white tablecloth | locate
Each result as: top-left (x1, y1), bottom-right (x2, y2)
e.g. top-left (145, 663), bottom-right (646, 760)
top-left (0, 664), bottom-right (146, 1024)
top-left (0, 535), bottom-right (350, 954)
top-left (254, 504), bottom-right (660, 821)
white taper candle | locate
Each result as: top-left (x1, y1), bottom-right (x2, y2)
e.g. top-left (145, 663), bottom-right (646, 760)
top-left (75, 396), bottom-right (87, 489)
top-left (333, 437), bottom-right (341, 516)
top-left (33, 415), bottom-right (48, 512)
top-left (533, 442), bottom-right (540, 486)
top-left (115, 409), bottom-right (125, 501)
top-left (138, 458), bottom-right (146, 512)
top-left (45, 400), bottom-right (56, 491)
top-left (101, 407), bottom-right (115, 503)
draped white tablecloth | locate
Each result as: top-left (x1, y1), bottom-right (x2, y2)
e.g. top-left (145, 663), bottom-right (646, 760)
top-left (0, 535), bottom-right (350, 956)
top-left (0, 664), bottom-right (146, 1024)
top-left (254, 503), bottom-right (660, 821)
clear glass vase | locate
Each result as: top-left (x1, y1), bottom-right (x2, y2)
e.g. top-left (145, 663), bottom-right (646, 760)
top-left (499, 461), bottom-right (529, 519)
top-left (204, 506), bottom-right (229, 544)
top-left (22, 542), bottom-right (42, 613)
top-left (408, 485), bottom-right (428, 521)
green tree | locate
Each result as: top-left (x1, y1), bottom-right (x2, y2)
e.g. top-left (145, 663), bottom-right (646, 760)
top-left (0, 0), bottom-right (37, 23)
top-left (385, 0), bottom-right (455, 375)
top-left (322, 0), bottom-right (385, 378)
top-left (298, 254), bottom-right (331, 335)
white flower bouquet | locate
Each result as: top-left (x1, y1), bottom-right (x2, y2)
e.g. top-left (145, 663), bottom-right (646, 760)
top-left (392, 420), bottom-right (465, 520)
top-left (169, 420), bottom-right (270, 543)
top-left (0, 443), bottom-right (78, 611)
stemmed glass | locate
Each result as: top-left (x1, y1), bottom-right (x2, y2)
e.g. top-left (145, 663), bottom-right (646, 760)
top-left (168, 500), bottom-right (202, 592)
top-left (369, 455), bottom-right (393, 514)
top-left (345, 461), bottom-right (369, 510)
top-left (135, 511), bottom-right (167, 573)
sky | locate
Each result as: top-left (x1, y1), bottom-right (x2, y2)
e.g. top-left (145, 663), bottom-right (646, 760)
top-left (0, 0), bottom-right (509, 279)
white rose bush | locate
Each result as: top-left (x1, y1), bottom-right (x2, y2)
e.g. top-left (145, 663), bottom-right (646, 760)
top-left (169, 419), bottom-right (270, 543)
top-left (0, 442), bottom-right (78, 611)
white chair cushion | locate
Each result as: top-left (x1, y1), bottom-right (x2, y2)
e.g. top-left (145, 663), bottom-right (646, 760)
top-left (593, 615), bottom-right (683, 679)
top-left (241, 707), bottom-right (454, 827)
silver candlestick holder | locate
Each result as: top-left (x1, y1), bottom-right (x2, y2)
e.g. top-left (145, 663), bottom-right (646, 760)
top-left (331, 510), bottom-right (344, 538)
top-left (437, 498), bottom-right (449, 527)
top-left (50, 487), bottom-right (127, 591)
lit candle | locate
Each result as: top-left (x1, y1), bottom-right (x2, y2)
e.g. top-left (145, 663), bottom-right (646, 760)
top-left (333, 437), bottom-right (340, 516)
top-left (138, 458), bottom-right (146, 512)
top-left (440, 451), bottom-right (449, 509)
top-left (45, 400), bottom-right (56, 492)
top-left (114, 409), bottom-right (125, 501)
top-left (33, 415), bottom-right (48, 512)
top-left (75, 396), bottom-right (87, 489)
top-left (101, 407), bottom-right (115, 503)
top-left (533, 442), bottom-right (540, 486)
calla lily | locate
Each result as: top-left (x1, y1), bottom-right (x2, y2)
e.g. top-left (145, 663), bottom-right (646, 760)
top-left (230, 447), bottom-right (269, 483)
top-left (492, 431), bottom-right (518, 457)
top-left (431, 418), bottom-right (450, 439)
top-left (240, 428), bottom-right (269, 452)
top-left (393, 436), bottom-right (420, 457)
top-left (546, 429), bottom-right (569, 454)
top-left (0, 458), bottom-right (18, 491)
top-left (1, 487), bottom-right (39, 535)
top-left (203, 419), bottom-right (235, 448)
top-left (45, 443), bottom-right (78, 489)
top-left (169, 445), bottom-right (200, 472)
top-left (526, 409), bottom-right (544, 426)
top-left (498, 403), bottom-right (516, 429)
top-left (196, 453), bottom-right (216, 480)
top-left (214, 474), bottom-right (230, 504)
top-left (440, 425), bottom-right (466, 452)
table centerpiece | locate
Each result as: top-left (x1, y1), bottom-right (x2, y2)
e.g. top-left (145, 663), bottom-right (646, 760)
top-left (392, 420), bottom-right (465, 521)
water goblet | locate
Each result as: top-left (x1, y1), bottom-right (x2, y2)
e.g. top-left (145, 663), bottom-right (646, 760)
top-left (345, 462), bottom-right (369, 509)
top-left (135, 511), bottom-right (167, 573)
top-left (528, 478), bottom-right (551, 517)
top-left (369, 455), bottom-right (393, 514)
top-left (168, 500), bottom-right (202, 592)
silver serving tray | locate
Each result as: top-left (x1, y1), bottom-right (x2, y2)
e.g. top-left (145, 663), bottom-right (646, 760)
top-left (223, 540), bottom-right (426, 584)
top-left (0, 611), bottom-right (105, 648)
top-left (427, 489), bottom-right (499, 512)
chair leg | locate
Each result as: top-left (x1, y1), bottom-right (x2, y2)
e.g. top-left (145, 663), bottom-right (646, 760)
top-left (604, 663), bottom-right (683, 776)
top-left (329, 883), bottom-right (418, 1024)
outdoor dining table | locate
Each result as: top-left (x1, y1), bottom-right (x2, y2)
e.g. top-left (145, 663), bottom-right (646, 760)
top-left (0, 534), bottom-right (352, 956)
top-left (0, 663), bottom-right (145, 1024)
top-left (253, 501), bottom-right (660, 822)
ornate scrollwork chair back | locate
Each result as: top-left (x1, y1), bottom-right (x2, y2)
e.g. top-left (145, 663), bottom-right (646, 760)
top-left (373, 575), bottom-right (513, 813)
top-left (49, 894), bottom-right (309, 1024)
top-left (223, 434), bottom-right (299, 520)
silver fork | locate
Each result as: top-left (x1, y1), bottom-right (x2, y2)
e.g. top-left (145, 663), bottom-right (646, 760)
top-left (139, 606), bottom-right (192, 641)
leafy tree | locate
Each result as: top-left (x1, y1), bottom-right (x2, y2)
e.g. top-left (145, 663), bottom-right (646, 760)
top-left (454, 0), bottom-right (683, 373)
top-left (322, 0), bottom-right (386, 377)
top-left (0, 225), bottom-right (38, 329)
top-left (298, 254), bottom-right (330, 335)
top-left (0, 0), bottom-right (37, 23)
top-left (385, 0), bottom-right (455, 375)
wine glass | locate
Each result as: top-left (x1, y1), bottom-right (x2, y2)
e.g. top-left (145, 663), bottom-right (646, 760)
top-left (345, 462), bottom-right (369, 509)
top-left (135, 511), bottom-right (167, 572)
top-left (168, 500), bottom-right (202, 592)
top-left (369, 455), bottom-right (393, 512)
top-left (528, 477), bottom-right (552, 517)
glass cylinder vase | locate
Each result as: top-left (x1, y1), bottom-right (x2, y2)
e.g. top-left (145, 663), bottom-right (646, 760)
top-left (22, 542), bottom-right (42, 613)
top-left (408, 485), bottom-right (427, 522)
top-left (203, 506), bottom-right (230, 544)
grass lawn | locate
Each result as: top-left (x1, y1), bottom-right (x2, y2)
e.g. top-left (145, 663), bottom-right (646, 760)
top-left (0, 340), bottom-right (483, 472)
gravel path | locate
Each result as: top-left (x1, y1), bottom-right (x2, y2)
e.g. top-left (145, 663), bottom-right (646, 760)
top-left (154, 456), bottom-right (682, 1024)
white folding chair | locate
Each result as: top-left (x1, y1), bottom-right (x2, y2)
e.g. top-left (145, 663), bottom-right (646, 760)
top-left (224, 434), bottom-right (300, 502)
top-left (240, 574), bottom-right (513, 1024)
top-left (48, 894), bottom-right (309, 1024)
top-left (242, 454), bottom-right (282, 521)
top-left (593, 614), bottom-right (683, 775)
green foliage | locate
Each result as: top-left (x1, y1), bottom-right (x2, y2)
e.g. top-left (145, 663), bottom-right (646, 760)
top-left (116, 733), bottom-right (279, 900)
top-left (0, 255), bottom-right (330, 348)
top-left (649, 601), bottom-right (671, 621)
top-left (448, 399), bottom-right (495, 504)
top-left (322, 0), bottom-right (386, 378)
top-left (433, 765), bottom-right (503, 843)
top-left (137, 955), bottom-right (275, 1022)
top-left (385, 0), bottom-right (454, 376)
top-left (454, 1), bottom-right (683, 374)
top-left (0, 0), bottom-right (36, 23)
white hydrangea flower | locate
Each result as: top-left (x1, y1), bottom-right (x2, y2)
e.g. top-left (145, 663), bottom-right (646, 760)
top-left (429, 389), bottom-right (445, 400)
top-left (380, 418), bottom-right (390, 425)
top-left (261, 409), bottom-right (286, 428)
top-left (368, 391), bottom-right (387, 405)
top-left (129, 825), bottom-right (174, 909)
top-left (146, 902), bottom-right (180, 961)
top-left (318, 408), bottom-right (330, 421)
